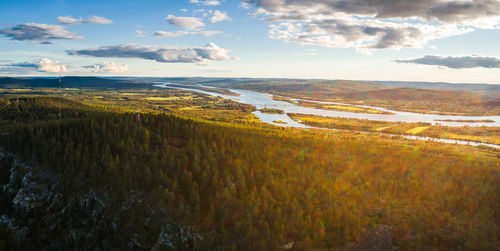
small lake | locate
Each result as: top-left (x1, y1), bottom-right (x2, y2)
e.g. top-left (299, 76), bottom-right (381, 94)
top-left (155, 82), bottom-right (500, 148)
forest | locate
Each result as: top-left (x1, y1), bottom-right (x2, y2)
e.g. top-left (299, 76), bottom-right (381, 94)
top-left (1, 96), bottom-right (499, 250)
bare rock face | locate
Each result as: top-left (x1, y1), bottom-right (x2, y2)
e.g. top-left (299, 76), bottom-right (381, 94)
top-left (1, 151), bottom-right (203, 249)
top-left (12, 171), bottom-right (55, 218)
top-left (1, 151), bottom-right (55, 219)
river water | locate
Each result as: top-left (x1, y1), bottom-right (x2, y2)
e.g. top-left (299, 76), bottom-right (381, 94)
top-left (155, 82), bottom-right (500, 149)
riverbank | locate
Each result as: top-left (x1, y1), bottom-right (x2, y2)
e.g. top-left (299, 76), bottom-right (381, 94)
top-left (288, 113), bottom-right (500, 145)
top-left (156, 83), bottom-right (500, 148)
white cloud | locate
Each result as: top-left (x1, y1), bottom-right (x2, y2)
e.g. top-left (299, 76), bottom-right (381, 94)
top-left (6, 58), bottom-right (68, 73)
top-left (210, 10), bottom-right (231, 23)
top-left (242, 0), bottom-right (500, 52)
top-left (394, 55), bottom-right (500, 69)
top-left (67, 42), bottom-right (233, 64)
top-left (244, 0), bottom-right (500, 24)
top-left (87, 15), bottom-right (113, 24)
top-left (83, 62), bottom-right (129, 73)
top-left (135, 30), bottom-right (146, 37)
top-left (166, 15), bottom-right (205, 30)
top-left (0, 23), bottom-right (83, 42)
top-left (268, 18), bottom-right (471, 50)
top-left (56, 15), bottom-right (112, 25)
top-left (56, 16), bottom-right (84, 25)
top-left (194, 42), bottom-right (232, 61)
top-left (239, 2), bottom-right (251, 9)
top-left (154, 30), bottom-right (221, 37)
top-left (190, 0), bottom-right (221, 6)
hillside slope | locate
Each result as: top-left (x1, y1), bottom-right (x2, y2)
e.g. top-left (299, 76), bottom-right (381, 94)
top-left (0, 97), bottom-right (499, 249)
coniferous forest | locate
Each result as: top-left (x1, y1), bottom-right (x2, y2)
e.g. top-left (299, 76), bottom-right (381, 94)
top-left (1, 96), bottom-right (499, 250)
top-left (2, 0), bottom-right (500, 247)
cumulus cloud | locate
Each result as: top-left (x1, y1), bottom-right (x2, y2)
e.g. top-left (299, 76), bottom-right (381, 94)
top-left (242, 0), bottom-right (500, 51)
top-left (87, 16), bottom-right (113, 24)
top-left (83, 62), bottom-right (129, 73)
top-left (190, 0), bottom-right (221, 6)
top-left (6, 58), bottom-right (68, 73)
top-left (210, 10), bottom-right (231, 23)
top-left (154, 30), bottom-right (221, 37)
top-left (56, 15), bottom-right (113, 25)
top-left (166, 15), bottom-right (205, 30)
top-left (0, 23), bottom-right (83, 42)
top-left (394, 55), bottom-right (500, 69)
top-left (268, 18), bottom-right (470, 50)
top-left (245, 0), bottom-right (500, 24)
top-left (67, 43), bottom-right (232, 64)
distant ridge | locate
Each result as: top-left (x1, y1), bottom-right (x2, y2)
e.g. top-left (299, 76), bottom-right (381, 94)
top-left (1, 76), bottom-right (499, 92)
top-left (372, 80), bottom-right (500, 91)
top-left (0, 76), bottom-right (148, 89)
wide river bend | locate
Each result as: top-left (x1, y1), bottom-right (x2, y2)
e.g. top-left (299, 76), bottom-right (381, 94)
top-left (155, 83), bottom-right (500, 149)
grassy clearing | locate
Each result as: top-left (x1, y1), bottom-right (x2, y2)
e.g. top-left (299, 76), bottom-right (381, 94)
top-left (144, 96), bottom-right (195, 101)
top-left (406, 126), bottom-right (430, 134)
top-left (273, 120), bottom-right (287, 124)
top-left (376, 125), bottom-right (396, 131)
top-left (324, 105), bottom-right (366, 111)
top-left (180, 106), bottom-right (200, 110)
top-left (120, 92), bottom-right (145, 95)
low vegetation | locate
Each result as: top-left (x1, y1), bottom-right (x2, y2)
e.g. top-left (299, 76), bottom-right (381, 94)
top-left (296, 100), bottom-right (393, 114)
top-left (259, 108), bottom-right (284, 114)
top-left (272, 95), bottom-right (393, 114)
top-left (289, 113), bottom-right (500, 145)
top-left (165, 83), bottom-right (241, 96)
top-left (272, 120), bottom-right (287, 124)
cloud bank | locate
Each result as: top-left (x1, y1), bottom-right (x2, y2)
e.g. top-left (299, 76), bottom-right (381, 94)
top-left (56, 15), bottom-right (113, 25)
top-left (242, 0), bottom-right (500, 51)
top-left (0, 23), bottom-right (82, 42)
top-left (6, 58), bottom-right (68, 73)
top-left (394, 55), bottom-right (500, 69)
top-left (67, 43), bottom-right (232, 64)
top-left (83, 62), bottom-right (129, 73)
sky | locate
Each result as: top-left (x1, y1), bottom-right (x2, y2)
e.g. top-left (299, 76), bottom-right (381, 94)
top-left (0, 0), bottom-right (499, 84)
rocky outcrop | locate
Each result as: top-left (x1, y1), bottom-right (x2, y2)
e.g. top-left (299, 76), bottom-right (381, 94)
top-left (0, 150), bottom-right (203, 249)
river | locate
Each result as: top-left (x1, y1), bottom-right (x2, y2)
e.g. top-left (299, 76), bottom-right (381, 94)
top-left (155, 82), bottom-right (500, 149)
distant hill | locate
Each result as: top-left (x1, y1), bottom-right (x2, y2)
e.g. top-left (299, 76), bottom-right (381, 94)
top-left (231, 80), bottom-right (391, 95)
top-left (147, 77), bottom-right (500, 92)
top-left (372, 80), bottom-right (500, 92)
top-left (335, 87), bottom-right (481, 101)
top-left (0, 77), bottom-right (148, 89)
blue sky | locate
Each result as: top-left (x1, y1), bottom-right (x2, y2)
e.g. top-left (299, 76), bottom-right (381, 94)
top-left (0, 0), bottom-right (499, 84)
